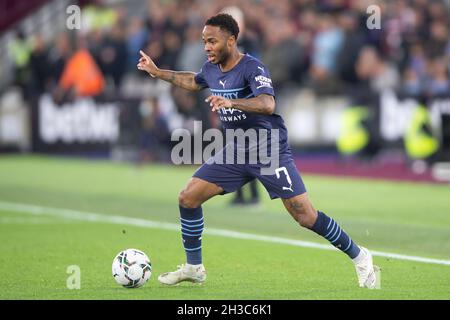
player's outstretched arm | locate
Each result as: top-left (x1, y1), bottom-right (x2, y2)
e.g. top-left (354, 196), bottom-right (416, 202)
top-left (137, 50), bottom-right (202, 92)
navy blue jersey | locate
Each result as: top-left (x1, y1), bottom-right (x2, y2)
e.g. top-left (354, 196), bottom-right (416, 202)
top-left (194, 54), bottom-right (290, 156)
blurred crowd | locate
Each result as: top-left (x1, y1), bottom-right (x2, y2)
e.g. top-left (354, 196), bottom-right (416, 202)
top-left (7, 0), bottom-right (450, 100)
top-left (4, 0), bottom-right (449, 162)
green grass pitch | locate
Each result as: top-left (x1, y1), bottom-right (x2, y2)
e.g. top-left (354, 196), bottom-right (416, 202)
top-left (0, 155), bottom-right (449, 299)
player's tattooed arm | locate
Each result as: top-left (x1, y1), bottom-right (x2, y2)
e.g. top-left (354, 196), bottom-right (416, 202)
top-left (158, 70), bottom-right (202, 92)
top-left (206, 94), bottom-right (275, 115)
top-left (137, 50), bottom-right (202, 92)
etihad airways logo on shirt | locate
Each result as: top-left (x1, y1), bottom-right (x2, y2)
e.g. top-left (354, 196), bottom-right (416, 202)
top-left (210, 92), bottom-right (247, 122)
top-left (210, 87), bottom-right (251, 122)
top-left (218, 107), bottom-right (247, 122)
top-left (255, 75), bottom-right (272, 89)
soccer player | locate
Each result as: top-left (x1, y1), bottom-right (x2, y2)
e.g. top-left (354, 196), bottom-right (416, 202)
top-left (137, 13), bottom-right (378, 289)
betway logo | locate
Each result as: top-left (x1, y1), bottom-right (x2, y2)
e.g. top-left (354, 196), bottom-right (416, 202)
top-left (39, 94), bottom-right (119, 144)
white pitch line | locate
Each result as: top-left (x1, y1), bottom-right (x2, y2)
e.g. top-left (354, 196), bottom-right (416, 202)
top-left (1, 200), bottom-right (450, 267)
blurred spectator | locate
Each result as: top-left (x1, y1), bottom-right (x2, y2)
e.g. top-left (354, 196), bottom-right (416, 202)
top-left (29, 34), bottom-right (50, 95)
top-left (427, 0), bottom-right (448, 22)
top-left (81, 2), bottom-right (118, 34)
top-left (336, 11), bottom-right (367, 86)
top-left (424, 56), bottom-right (450, 96)
top-left (311, 14), bottom-right (344, 77)
top-left (356, 46), bottom-right (400, 93)
top-left (293, 7), bottom-right (318, 67)
top-left (58, 36), bottom-right (105, 99)
top-left (176, 23), bottom-right (205, 72)
top-left (139, 97), bottom-right (171, 163)
top-left (263, 19), bottom-right (306, 88)
top-left (425, 19), bottom-right (449, 59)
top-left (165, 3), bottom-right (189, 35)
top-left (159, 30), bottom-right (182, 70)
top-left (408, 43), bottom-right (427, 79)
top-left (309, 13), bottom-right (344, 92)
top-left (382, 0), bottom-right (410, 63)
top-left (401, 67), bottom-right (422, 96)
top-left (145, 0), bottom-right (167, 42)
top-left (126, 17), bottom-right (148, 72)
top-left (47, 33), bottom-right (71, 90)
top-left (8, 30), bottom-right (32, 89)
top-left (99, 22), bottom-right (128, 90)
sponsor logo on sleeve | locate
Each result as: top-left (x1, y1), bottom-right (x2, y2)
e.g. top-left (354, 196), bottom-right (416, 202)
top-left (255, 75), bottom-right (273, 89)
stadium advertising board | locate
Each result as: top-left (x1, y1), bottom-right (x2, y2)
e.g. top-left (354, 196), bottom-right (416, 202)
top-left (31, 94), bottom-right (120, 153)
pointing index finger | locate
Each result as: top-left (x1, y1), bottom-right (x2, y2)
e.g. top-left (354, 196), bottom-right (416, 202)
top-left (139, 50), bottom-right (149, 60)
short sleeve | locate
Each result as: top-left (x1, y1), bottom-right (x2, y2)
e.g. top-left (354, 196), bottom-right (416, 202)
top-left (194, 64), bottom-right (209, 89)
top-left (246, 60), bottom-right (275, 97)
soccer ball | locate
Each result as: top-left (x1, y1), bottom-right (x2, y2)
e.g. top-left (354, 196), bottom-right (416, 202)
top-left (112, 248), bottom-right (152, 288)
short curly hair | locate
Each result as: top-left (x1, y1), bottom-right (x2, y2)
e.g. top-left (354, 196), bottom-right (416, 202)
top-left (205, 13), bottom-right (239, 39)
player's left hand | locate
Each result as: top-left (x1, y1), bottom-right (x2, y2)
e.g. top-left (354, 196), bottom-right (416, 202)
top-left (205, 95), bottom-right (232, 112)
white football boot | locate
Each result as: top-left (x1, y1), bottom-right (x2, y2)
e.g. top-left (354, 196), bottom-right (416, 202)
top-left (158, 263), bottom-right (206, 285)
top-left (353, 247), bottom-right (380, 289)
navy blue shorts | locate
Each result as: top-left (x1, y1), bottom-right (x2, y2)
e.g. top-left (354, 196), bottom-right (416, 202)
top-left (193, 151), bottom-right (307, 200)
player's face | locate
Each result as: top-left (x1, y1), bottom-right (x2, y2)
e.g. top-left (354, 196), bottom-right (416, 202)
top-left (202, 25), bottom-right (235, 65)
